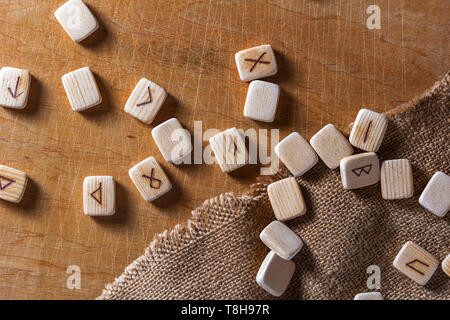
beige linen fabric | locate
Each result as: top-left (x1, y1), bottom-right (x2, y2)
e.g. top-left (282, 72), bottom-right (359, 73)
top-left (99, 73), bottom-right (450, 300)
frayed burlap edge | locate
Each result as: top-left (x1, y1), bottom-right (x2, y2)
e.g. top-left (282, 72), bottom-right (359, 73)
top-left (98, 72), bottom-right (449, 300)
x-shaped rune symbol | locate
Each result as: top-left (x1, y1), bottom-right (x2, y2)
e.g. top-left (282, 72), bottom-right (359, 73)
top-left (245, 52), bottom-right (270, 72)
top-left (136, 86), bottom-right (153, 107)
top-left (142, 168), bottom-right (162, 189)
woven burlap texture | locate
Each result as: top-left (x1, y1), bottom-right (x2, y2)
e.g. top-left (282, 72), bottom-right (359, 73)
top-left (99, 73), bottom-right (450, 300)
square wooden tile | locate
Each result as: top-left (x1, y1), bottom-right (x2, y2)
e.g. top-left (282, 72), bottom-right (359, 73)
top-left (310, 124), bottom-right (353, 169)
top-left (256, 251), bottom-right (295, 297)
top-left (0, 67), bottom-right (31, 109)
top-left (393, 241), bottom-right (438, 285)
top-left (129, 156), bottom-right (172, 202)
top-left (353, 292), bottom-right (383, 300)
top-left (151, 118), bottom-right (192, 164)
top-left (418, 171), bottom-right (449, 217)
top-left (235, 44), bottom-right (278, 82)
top-left (267, 177), bottom-right (306, 221)
top-left (442, 254), bottom-right (450, 278)
top-left (54, 0), bottom-right (99, 42)
top-left (124, 78), bottom-right (167, 124)
top-left (209, 127), bottom-right (248, 173)
top-left (381, 159), bottom-right (414, 200)
top-left (340, 152), bottom-right (380, 189)
top-left (274, 132), bottom-right (318, 177)
top-left (243, 80), bottom-right (279, 122)
top-left (0, 165), bottom-right (28, 203)
top-left (349, 108), bottom-right (388, 152)
top-left (62, 67), bottom-right (102, 111)
top-left (83, 176), bottom-right (115, 216)
top-left (260, 221), bottom-right (303, 260)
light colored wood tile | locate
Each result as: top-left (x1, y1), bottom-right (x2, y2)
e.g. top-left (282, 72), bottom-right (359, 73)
top-left (442, 254), bottom-right (450, 278)
top-left (151, 118), bottom-right (192, 164)
top-left (275, 132), bottom-right (318, 177)
top-left (256, 251), bottom-right (295, 297)
top-left (129, 156), bottom-right (172, 202)
top-left (62, 66), bottom-right (102, 112)
top-left (209, 127), bottom-right (248, 173)
top-left (260, 221), bottom-right (303, 260)
top-left (0, 67), bottom-right (31, 109)
top-left (124, 78), bottom-right (167, 124)
top-left (340, 152), bottom-right (380, 189)
top-left (393, 241), bottom-right (438, 285)
top-left (310, 124), bottom-right (354, 169)
top-left (0, 165), bottom-right (28, 203)
top-left (235, 44), bottom-right (277, 82)
top-left (353, 292), bottom-right (383, 300)
top-left (418, 171), bottom-right (449, 217)
top-left (83, 176), bottom-right (115, 216)
top-left (54, 0), bottom-right (98, 42)
top-left (381, 159), bottom-right (414, 200)
top-left (243, 80), bottom-right (279, 122)
top-left (349, 108), bottom-right (388, 152)
top-left (267, 177), bottom-right (306, 221)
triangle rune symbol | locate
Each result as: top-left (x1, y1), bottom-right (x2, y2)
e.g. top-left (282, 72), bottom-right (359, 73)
top-left (90, 183), bottom-right (102, 205)
top-left (0, 175), bottom-right (15, 191)
top-left (352, 164), bottom-right (372, 177)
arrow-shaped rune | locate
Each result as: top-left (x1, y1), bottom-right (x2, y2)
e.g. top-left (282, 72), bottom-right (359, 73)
top-left (406, 259), bottom-right (429, 276)
top-left (90, 183), bottom-right (102, 205)
top-left (228, 137), bottom-right (238, 156)
top-left (8, 76), bottom-right (24, 99)
top-left (0, 175), bottom-right (16, 191)
top-left (142, 168), bottom-right (161, 189)
top-left (136, 87), bottom-right (153, 107)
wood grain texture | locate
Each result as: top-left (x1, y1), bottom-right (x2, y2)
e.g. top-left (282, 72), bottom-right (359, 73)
top-left (267, 177), bottom-right (306, 221)
top-left (83, 176), bottom-right (115, 216)
top-left (275, 132), bottom-right (318, 177)
top-left (151, 118), bottom-right (192, 163)
top-left (310, 124), bottom-right (354, 169)
top-left (0, 67), bottom-right (31, 109)
top-left (256, 250), bottom-right (295, 297)
top-left (418, 171), bottom-right (450, 217)
top-left (349, 108), bottom-right (388, 152)
top-left (209, 127), bottom-right (248, 173)
top-left (128, 156), bottom-right (172, 202)
top-left (62, 66), bottom-right (102, 111)
top-left (54, 0), bottom-right (99, 42)
top-left (259, 221), bottom-right (303, 260)
top-left (442, 254), bottom-right (450, 278)
top-left (380, 159), bottom-right (413, 200)
top-left (0, 0), bottom-right (448, 299)
top-left (393, 241), bottom-right (439, 285)
top-left (124, 78), bottom-right (167, 124)
top-left (0, 164), bottom-right (28, 203)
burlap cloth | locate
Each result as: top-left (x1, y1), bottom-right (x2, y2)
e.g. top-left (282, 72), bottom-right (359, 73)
top-left (99, 73), bottom-right (450, 300)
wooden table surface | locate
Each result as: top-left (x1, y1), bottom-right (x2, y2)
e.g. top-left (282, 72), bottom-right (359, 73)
top-left (0, 0), bottom-right (448, 299)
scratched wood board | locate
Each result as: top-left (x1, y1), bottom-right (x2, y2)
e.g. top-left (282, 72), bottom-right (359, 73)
top-left (0, 0), bottom-right (448, 299)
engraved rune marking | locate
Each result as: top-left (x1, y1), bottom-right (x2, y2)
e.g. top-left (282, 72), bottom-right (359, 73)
top-left (228, 137), bottom-right (238, 156)
top-left (352, 164), bottom-right (372, 177)
top-left (8, 76), bottom-right (24, 99)
top-left (406, 259), bottom-right (429, 276)
top-left (90, 183), bottom-right (102, 205)
top-left (245, 52), bottom-right (270, 72)
top-left (136, 87), bottom-right (153, 107)
top-left (0, 175), bottom-right (15, 191)
top-left (364, 120), bottom-right (373, 143)
top-left (142, 168), bottom-right (161, 189)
